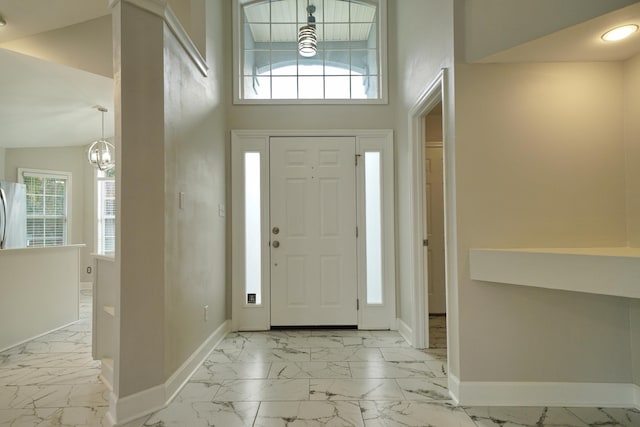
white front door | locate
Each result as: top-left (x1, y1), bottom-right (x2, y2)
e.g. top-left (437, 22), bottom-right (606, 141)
top-left (270, 137), bottom-right (357, 326)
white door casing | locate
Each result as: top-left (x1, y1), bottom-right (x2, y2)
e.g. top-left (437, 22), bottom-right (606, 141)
top-left (231, 130), bottom-right (395, 331)
top-left (270, 137), bottom-right (357, 326)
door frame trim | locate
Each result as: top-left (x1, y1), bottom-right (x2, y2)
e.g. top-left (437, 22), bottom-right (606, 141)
top-left (231, 129), bottom-right (396, 331)
top-left (407, 69), bottom-right (455, 349)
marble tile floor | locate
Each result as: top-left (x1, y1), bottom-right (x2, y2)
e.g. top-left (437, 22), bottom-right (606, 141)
top-left (0, 289), bottom-right (110, 426)
top-left (2, 300), bottom-right (640, 426)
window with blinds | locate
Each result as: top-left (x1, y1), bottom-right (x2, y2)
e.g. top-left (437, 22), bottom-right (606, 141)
top-left (97, 168), bottom-right (115, 254)
top-left (20, 170), bottom-right (71, 248)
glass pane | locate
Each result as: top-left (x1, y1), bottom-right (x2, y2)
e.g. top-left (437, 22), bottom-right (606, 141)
top-left (245, 153), bottom-right (262, 305)
top-left (271, 23), bottom-right (297, 42)
top-left (272, 51), bottom-right (298, 74)
top-left (351, 23), bottom-right (374, 42)
top-left (244, 24), bottom-right (269, 48)
top-left (325, 50), bottom-right (350, 74)
top-left (350, 49), bottom-right (370, 75)
top-left (365, 152), bottom-right (383, 304)
top-left (299, 76), bottom-right (324, 99)
top-left (272, 76), bottom-right (298, 99)
top-left (324, 75), bottom-right (350, 99)
top-left (272, 0), bottom-right (295, 23)
top-left (298, 0), bottom-right (323, 23)
top-left (244, 76), bottom-right (271, 99)
top-left (352, 75), bottom-right (377, 99)
top-left (298, 60), bottom-right (323, 76)
top-left (325, 0), bottom-right (349, 23)
top-left (324, 23), bottom-right (349, 42)
top-left (245, 50), bottom-right (271, 75)
top-left (243, 3), bottom-right (270, 23)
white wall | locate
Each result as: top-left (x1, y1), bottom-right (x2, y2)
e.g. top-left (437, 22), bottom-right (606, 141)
top-left (4, 146), bottom-right (93, 282)
top-left (393, 0), bottom-right (456, 365)
top-left (462, 0), bottom-right (639, 62)
top-left (454, 61), bottom-right (631, 382)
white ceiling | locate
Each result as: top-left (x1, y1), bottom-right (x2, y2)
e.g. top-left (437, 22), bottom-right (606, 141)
top-left (0, 48), bottom-right (114, 148)
top-left (478, 2), bottom-right (640, 63)
top-left (0, 0), bottom-right (109, 43)
top-left (0, 0), bottom-right (113, 148)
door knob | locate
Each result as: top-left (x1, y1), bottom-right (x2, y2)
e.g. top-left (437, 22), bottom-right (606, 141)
top-left (272, 240), bottom-right (280, 248)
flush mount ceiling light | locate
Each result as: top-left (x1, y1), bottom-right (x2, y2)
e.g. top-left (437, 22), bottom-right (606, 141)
top-left (601, 24), bottom-right (638, 42)
top-left (298, 2), bottom-right (317, 57)
top-left (0, 14), bottom-right (6, 27)
top-left (87, 106), bottom-right (115, 171)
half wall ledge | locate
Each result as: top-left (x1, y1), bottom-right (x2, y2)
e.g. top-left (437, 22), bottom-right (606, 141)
top-left (469, 247), bottom-right (640, 299)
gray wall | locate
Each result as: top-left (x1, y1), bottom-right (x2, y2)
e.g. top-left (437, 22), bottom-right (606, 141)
top-left (114, 0), bottom-right (228, 398)
top-left (632, 301), bottom-right (640, 387)
top-left (163, 0), bottom-right (228, 379)
top-left (455, 61), bottom-right (632, 382)
top-left (0, 148), bottom-right (5, 180)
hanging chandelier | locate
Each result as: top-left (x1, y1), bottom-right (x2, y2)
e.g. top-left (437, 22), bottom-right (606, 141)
top-left (298, 3), bottom-right (317, 57)
top-left (87, 106), bottom-right (115, 172)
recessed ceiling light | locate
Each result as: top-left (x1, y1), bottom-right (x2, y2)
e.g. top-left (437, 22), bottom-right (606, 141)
top-left (602, 24), bottom-right (638, 42)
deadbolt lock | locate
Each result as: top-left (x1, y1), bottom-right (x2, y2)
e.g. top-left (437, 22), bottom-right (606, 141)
top-left (272, 226), bottom-right (280, 235)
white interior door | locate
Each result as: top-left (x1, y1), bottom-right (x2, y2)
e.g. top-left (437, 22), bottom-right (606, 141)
top-left (426, 145), bottom-right (446, 314)
top-left (270, 137), bottom-right (357, 326)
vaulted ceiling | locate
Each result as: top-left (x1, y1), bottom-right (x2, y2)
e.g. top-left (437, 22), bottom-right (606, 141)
top-left (0, 0), bottom-right (113, 148)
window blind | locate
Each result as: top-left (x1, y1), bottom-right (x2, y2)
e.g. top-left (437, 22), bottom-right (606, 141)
top-left (23, 173), bottom-right (68, 247)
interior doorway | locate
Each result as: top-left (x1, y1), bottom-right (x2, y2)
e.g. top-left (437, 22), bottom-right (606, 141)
top-left (424, 103), bottom-right (447, 348)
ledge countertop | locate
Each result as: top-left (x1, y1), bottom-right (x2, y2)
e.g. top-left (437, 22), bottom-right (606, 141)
top-left (469, 247), bottom-right (640, 299)
top-left (0, 244), bottom-right (86, 254)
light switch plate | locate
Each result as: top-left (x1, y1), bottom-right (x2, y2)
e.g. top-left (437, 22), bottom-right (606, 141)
top-left (218, 204), bottom-right (225, 217)
top-left (179, 192), bottom-right (185, 210)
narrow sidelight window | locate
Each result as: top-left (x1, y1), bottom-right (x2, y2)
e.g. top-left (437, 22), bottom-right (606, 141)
top-left (365, 152), bottom-right (382, 304)
top-left (245, 152), bottom-right (262, 305)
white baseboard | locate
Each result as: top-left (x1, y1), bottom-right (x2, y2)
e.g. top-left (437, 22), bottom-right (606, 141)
top-left (105, 320), bottom-right (231, 426)
top-left (80, 281), bottom-right (93, 291)
top-left (112, 384), bottom-right (165, 426)
top-left (165, 319), bottom-right (231, 401)
top-left (0, 320), bottom-right (78, 354)
top-left (100, 358), bottom-right (114, 392)
top-left (448, 373), bottom-right (460, 405)
top-left (396, 318), bottom-right (414, 347)
top-left (451, 376), bottom-right (640, 409)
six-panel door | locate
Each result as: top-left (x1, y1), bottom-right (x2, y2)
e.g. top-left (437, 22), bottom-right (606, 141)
top-left (270, 137), bottom-right (357, 326)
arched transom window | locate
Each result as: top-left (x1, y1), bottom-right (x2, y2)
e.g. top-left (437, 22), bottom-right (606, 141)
top-left (234, 0), bottom-right (387, 102)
